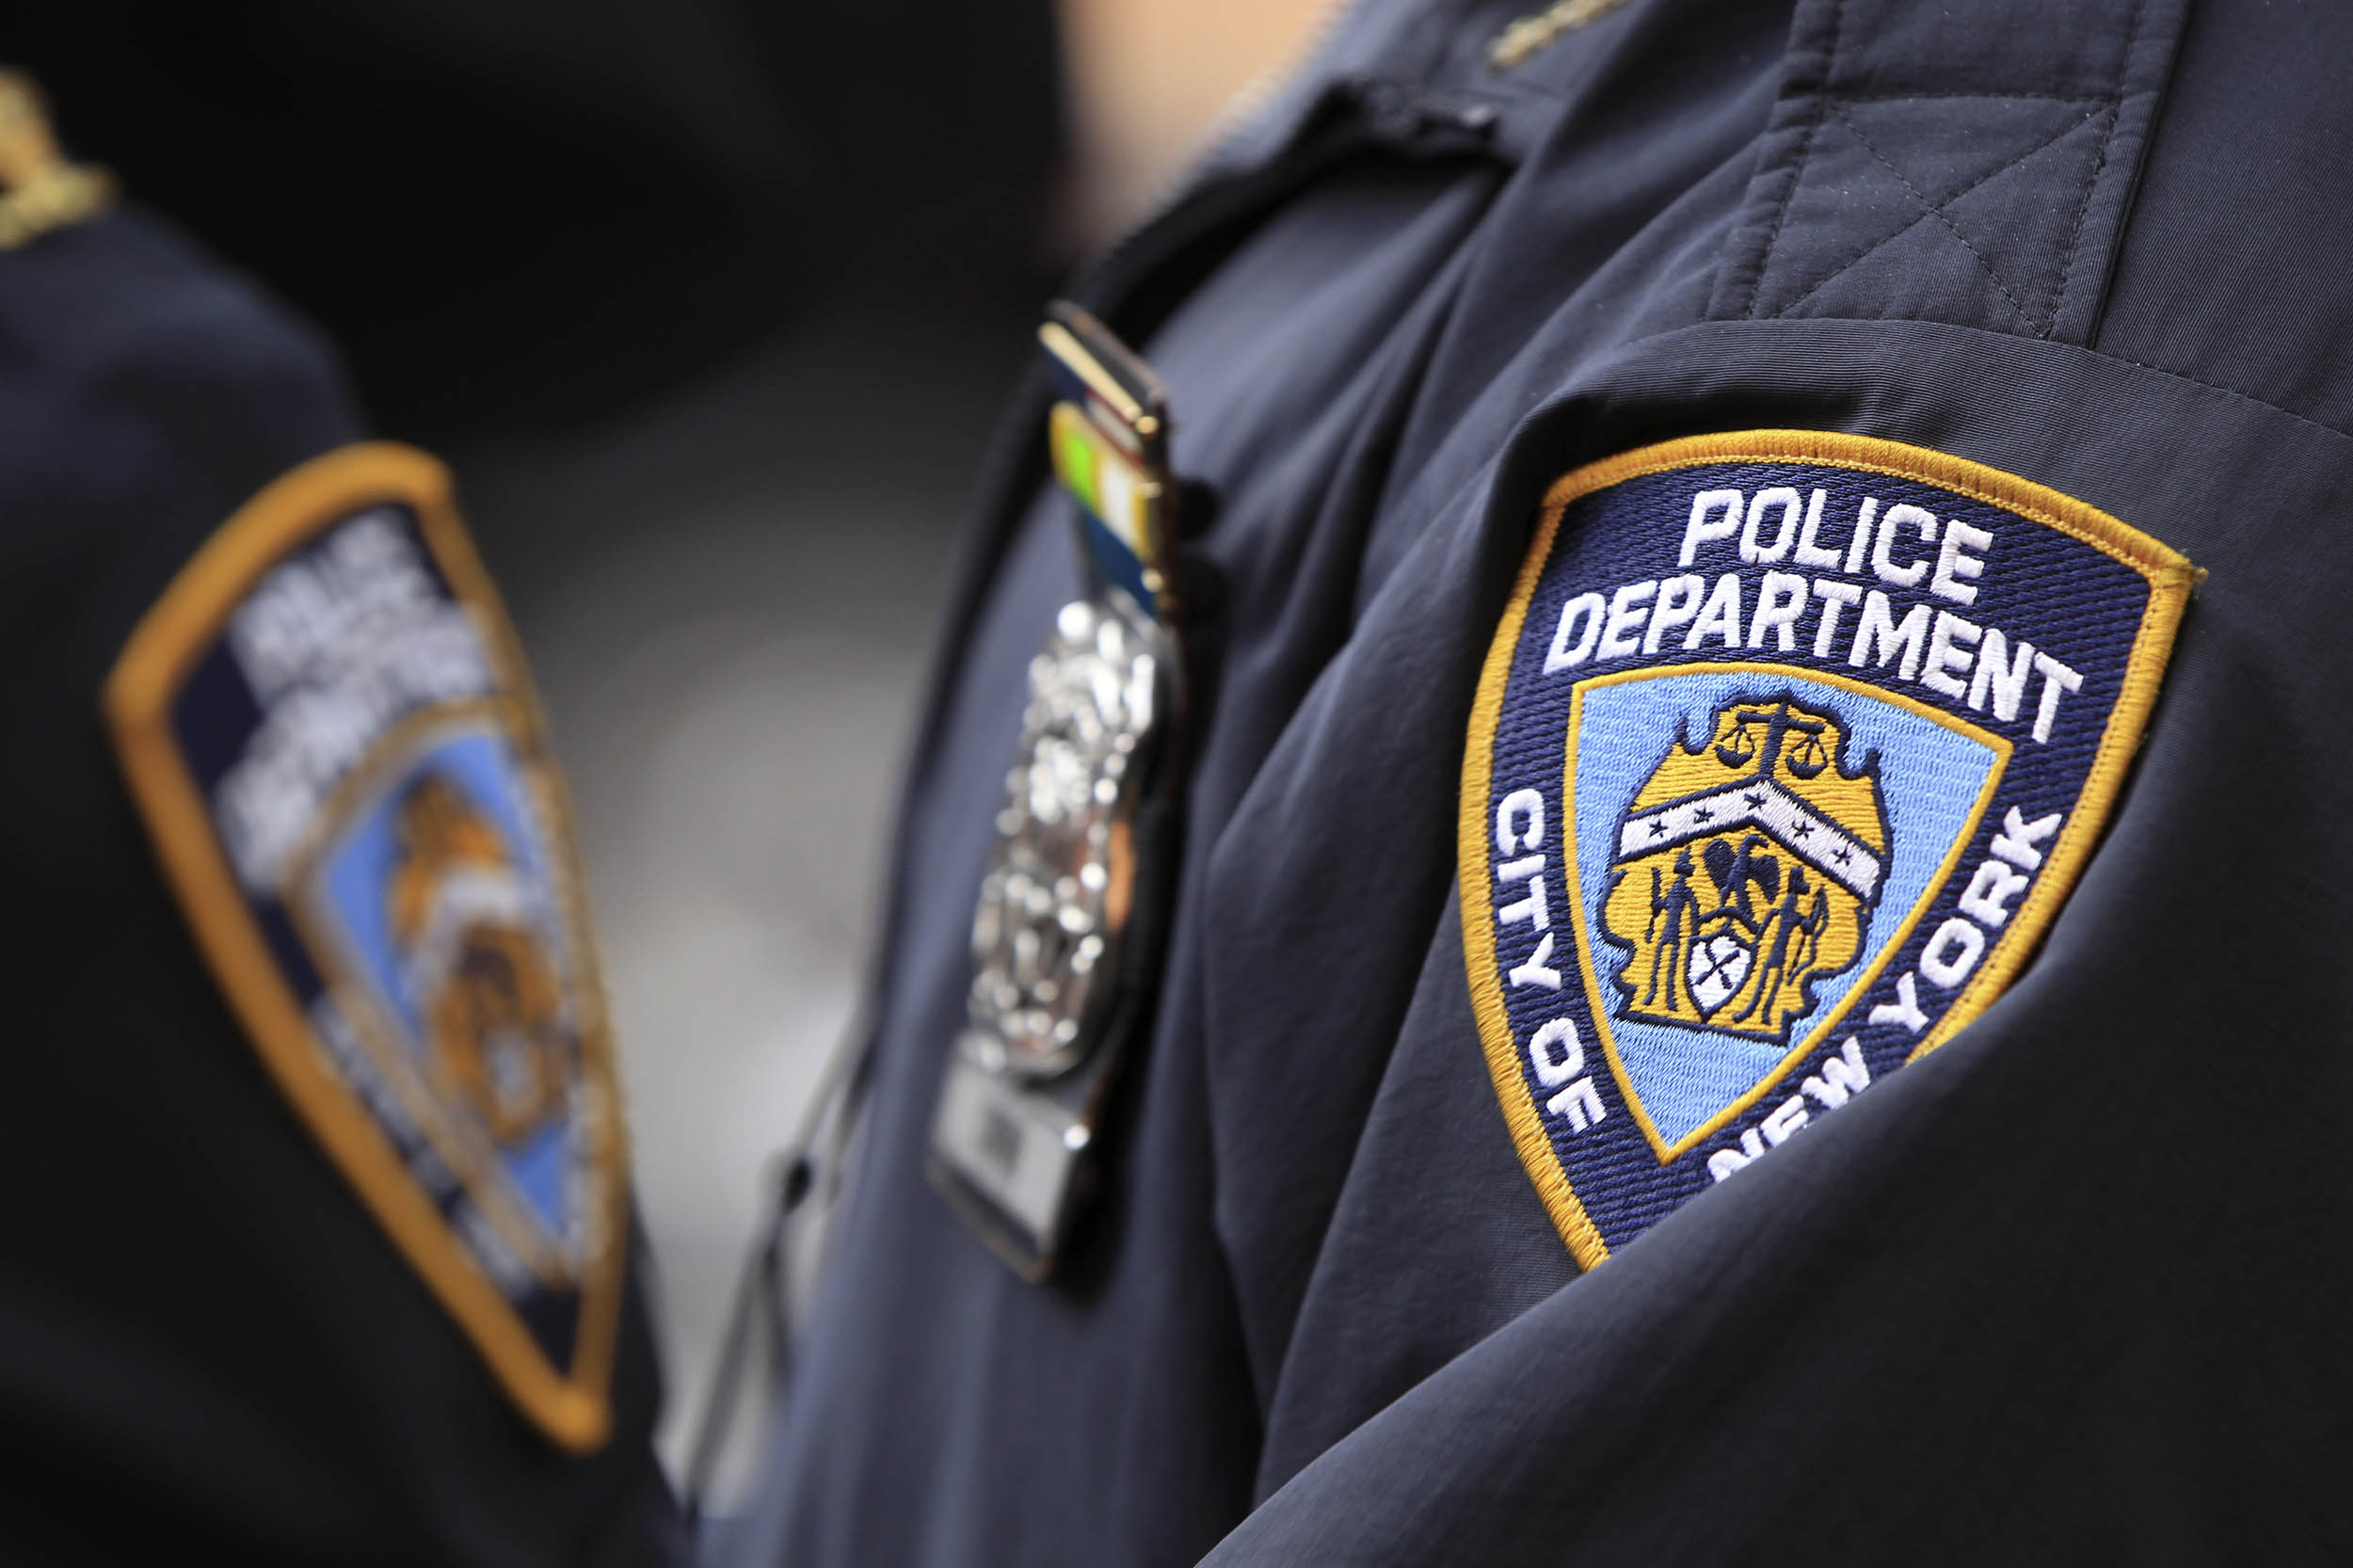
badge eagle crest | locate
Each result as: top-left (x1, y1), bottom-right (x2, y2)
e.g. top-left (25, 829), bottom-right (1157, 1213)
top-left (1461, 432), bottom-right (2194, 1268)
top-left (104, 444), bottom-right (627, 1448)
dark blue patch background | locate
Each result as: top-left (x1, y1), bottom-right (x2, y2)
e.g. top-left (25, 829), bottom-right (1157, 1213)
top-left (1478, 456), bottom-right (2153, 1253)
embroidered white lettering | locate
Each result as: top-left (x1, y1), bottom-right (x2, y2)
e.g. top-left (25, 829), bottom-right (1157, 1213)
top-left (1739, 487), bottom-right (1802, 564)
top-left (1680, 488), bottom-right (1743, 567)
top-left (1929, 516), bottom-right (1994, 604)
top-left (1801, 1037), bottom-right (1871, 1108)
top-left (1527, 1016), bottom-right (1584, 1084)
top-left (1920, 610), bottom-right (1982, 700)
top-left (1545, 591), bottom-right (1607, 671)
top-left (1761, 1095), bottom-right (1809, 1145)
top-left (1957, 857), bottom-right (2030, 927)
top-left (1869, 971), bottom-right (1932, 1034)
top-left (2030, 650), bottom-right (2083, 743)
top-left (1546, 1078), bottom-right (1607, 1129)
top-left (1968, 628), bottom-right (2036, 720)
top-left (1849, 590), bottom-right (1931, 680)
top-left (1597, 580), bottom-right (1657, 660)
top-left (1495, 789), bottom-right (1545, 855)
top-left (1791, 488), bottom-right (1844, 569)
top-left (1508, 932), bottom-right (1563, 990)
top-left (1497, 867), bottom-right (1551, 931)
top-left (1810, 578), bottom-right (1863, 658)
top-left (227, 509), bottom-right (438, 701)
top-left (1843, 497), bottom-right (1880, 575)
top-left (1748, 571), bottom-right (1809, 651)
top-left (1989, 807), bottom-right (2063, 871)
top-left (1684, 572), bottom-right (1744, 648)
top-left (1643, 574), bottom-right (1706, 654)
top-left (1714, 1040), bottom-right (1870, 1181)
top-left (1919, 917), bottom-right (1986, 988)
top-left (1872, 503), bottom-right (1937, 587)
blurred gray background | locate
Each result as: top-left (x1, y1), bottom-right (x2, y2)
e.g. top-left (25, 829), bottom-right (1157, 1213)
top-left (455, 261), bottom-right (1031, 1480)
top-left (11, 0), bottom-right (1329, 1487)
top-left (446, 2), bottom-right (1335, 1480)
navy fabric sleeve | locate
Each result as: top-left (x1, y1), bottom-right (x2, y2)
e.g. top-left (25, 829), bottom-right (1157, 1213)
top-left (1204, 328), bottom-right (2353, 1562)
top-left (1205, 0), bottom-right (2353, 1545)
top-left (0, 204), bottom-right (682, 1565)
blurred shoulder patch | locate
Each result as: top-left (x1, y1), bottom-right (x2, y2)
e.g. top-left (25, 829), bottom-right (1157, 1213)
top-left (104, 443), bottom-right (627, 1450)
top-left (1460, 432), bottom-right (2193, 1269)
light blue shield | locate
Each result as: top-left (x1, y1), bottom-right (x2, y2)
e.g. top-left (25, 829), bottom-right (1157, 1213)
top-left (1567, 666), bottom-right (2004, 1151)
top-left (303, 718), bottom-right (584, 1249)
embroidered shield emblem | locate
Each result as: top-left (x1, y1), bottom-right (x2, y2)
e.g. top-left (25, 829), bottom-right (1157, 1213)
top-left (1572, 669), bottom-right (2003, 1160)
top-left (104, 444), bottom-right (627, 1448)
top-left (1462, 432), bottom-right (2193, 1267)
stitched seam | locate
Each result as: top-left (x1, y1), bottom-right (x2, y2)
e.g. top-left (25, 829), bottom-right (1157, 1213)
top-left (2041, 102), bottom-right (2118, 339)
top-left (1747, 116), bottom-right (1824, 321)
top-left (2047, 0), bottom-right (2151, 340)
top-left (1705, 328), bottom-right (2353, 442)
top-left (1832, 91), bottom-right (2113, 104)
top-left (1772, 104), bottom-right (2102, 319)
top-left (1773, 207), bottom-right (1941, 318)
top-left (1747, 0), bottom-right (1849, 321)
top-left (1825, 102), bottom-right (2039, 328)
top-left (2088, 350), bottom-right (2353, 440)
top-left (1555, 445), bottom-right (2190, 572)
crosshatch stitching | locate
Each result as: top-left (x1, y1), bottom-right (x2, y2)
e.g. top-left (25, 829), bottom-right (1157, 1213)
top-left (1771, 98), bottom-right (2109, 326)
top-left (1823, 102), bottom-right (2040, 326)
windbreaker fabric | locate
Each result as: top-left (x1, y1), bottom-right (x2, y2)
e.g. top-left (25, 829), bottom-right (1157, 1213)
top-left (747, 1), bottom-right (2353, 1560)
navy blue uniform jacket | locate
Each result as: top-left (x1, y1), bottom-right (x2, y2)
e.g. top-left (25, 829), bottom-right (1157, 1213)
top-left (748, 0), bottom-right (2350, 1561)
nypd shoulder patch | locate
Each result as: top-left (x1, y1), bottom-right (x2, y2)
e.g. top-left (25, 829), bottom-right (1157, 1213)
top-left (104, 443), bottom-right (627, 1449)
top-left (1461, 431), bottom-right (2193, 1268)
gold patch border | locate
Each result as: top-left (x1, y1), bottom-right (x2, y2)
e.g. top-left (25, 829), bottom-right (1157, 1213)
top-left (1561, 662), bottom-right (2010, 1162)
top-left (1459, 429), bottom-right (2196, 1270)
top-left (101, 442), bottom-right (629, 1451)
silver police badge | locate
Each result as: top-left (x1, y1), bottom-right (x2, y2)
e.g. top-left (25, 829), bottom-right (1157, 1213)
top-left (966, 597), bottom-right (1162, 1080)
top-left (931, 303), bottom-right (1188, 1279)
top-left (931, 590), bottom-right (1176, 1278)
